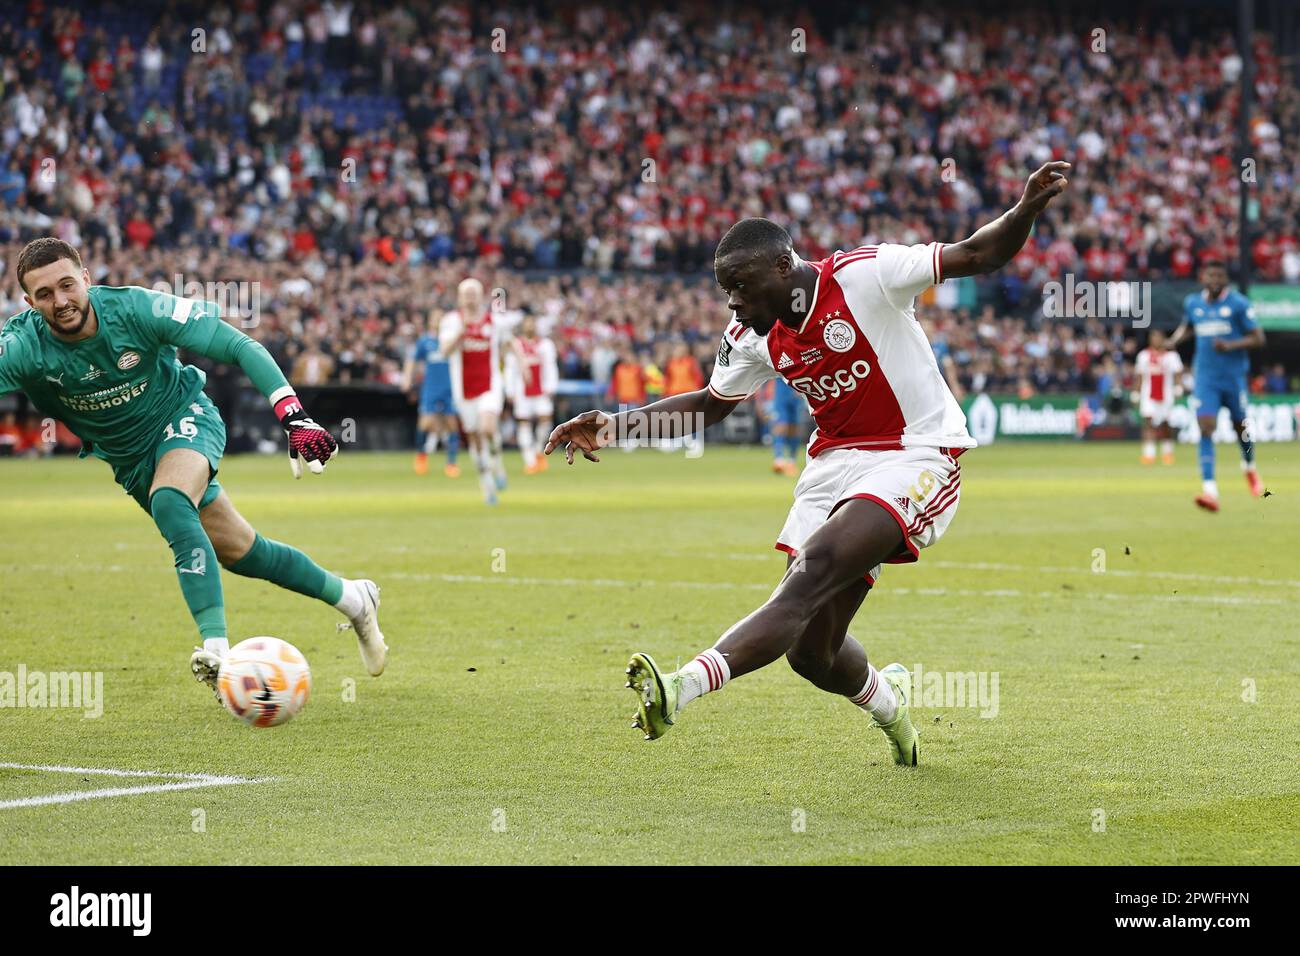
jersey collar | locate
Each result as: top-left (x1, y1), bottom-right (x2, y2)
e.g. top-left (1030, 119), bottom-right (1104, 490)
top-left (795, 258), bottom-right (825, 335)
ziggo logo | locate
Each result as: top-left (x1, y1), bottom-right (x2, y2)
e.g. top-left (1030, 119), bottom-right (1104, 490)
top-left (789, 360), bottom-right (871, 403)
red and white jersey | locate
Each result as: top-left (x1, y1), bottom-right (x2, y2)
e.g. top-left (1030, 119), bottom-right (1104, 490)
top-left (440, 308), bottom-right (501, 401)
top-left (708, 242), bottom-right (974, 457)
top-left (1135, 348), bottom-right (1183, 404)
top-left (507, 336), bottom-right (558, 401)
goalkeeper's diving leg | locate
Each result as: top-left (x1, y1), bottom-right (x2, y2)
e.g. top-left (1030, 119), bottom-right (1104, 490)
top-left (199, 488), bottom-right (388, 679)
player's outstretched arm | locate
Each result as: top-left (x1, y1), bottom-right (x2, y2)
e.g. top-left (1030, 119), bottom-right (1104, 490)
top-left (1167, 321), bottom-right (1191, 349)
top-left (941, 161), bottom-right (1071, 279)
top-left (543, 388), bottom-right (738, 464)
top-left (188, 316), bottom-right (340, 478)
top-left (400, 354), bottom-right (418, 393)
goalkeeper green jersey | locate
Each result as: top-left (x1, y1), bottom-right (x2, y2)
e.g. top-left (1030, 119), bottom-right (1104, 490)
top-left (0, 285), bottom-right (287, 465)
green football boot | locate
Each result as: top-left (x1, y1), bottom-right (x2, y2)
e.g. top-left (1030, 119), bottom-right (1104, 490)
top-left (625, 653), bottom-right (679, 741)
top-left (870, 662), bottom-right (919, 766)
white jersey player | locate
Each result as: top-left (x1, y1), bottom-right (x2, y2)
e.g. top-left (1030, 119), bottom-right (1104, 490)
top-left (439, 278), bottom-right (507, 504)
top-left (1133, 329), bottom-right (1184, 464)
top-left (506, 315), bottom-right (558, 474)
top-left (544, 161), bottom-right (1071, 767)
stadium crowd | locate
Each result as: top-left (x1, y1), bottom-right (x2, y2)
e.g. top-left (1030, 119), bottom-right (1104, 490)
top-left (2, 0), bottom-right (1298, 413)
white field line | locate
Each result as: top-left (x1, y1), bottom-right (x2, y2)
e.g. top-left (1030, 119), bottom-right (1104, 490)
top-left (389, 572), bottom-right (1289, 607)
top-left (7, 554), bottom-right (1294, 599)
top-left (666, 553), bottom-right (1300, 590)
top-left (0, 762), bottom-right (272, 811)
top-left (9, 553), bottom-right (1299, 592)
top-left (928, 559), bottom-right (1300, 589)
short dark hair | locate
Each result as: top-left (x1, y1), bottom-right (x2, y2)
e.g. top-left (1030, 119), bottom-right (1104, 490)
top-left (1201, 259), bottom-right (1228, 272)
top-left (17, 237), bottom-right (83, 292)
top-left (715, 218), bottom-right (792, 262)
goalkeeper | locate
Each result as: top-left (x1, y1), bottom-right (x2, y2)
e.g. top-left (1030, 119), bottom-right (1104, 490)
top-left (0, 239), bottom-right (388, 696)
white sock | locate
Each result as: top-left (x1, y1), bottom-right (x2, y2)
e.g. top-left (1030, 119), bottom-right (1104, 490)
top-left (849, 664), bottom-right (897, 723)
top-left (517, 421), bottom-right (537, 468)
top-left (474, 446), bottom-right (496, 497)
top-left (1142, 440), bottom-right (1155, 458)
top-left (674, 648), bottom-right (731, 711)
top-left (1203, 479), bottom-right (1219, 498)
top-left (489, 435), bottom-right (505, 475)
top-left (423, 431), bottom-right (439, 454)
top-left (203, 637), bottom-right (230, 659)
top-left (334, 579), bottom-right (364, 619)
top-left (1160, 440), bottom-right (1174, 457)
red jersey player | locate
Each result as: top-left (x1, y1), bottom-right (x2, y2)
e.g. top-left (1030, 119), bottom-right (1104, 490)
top-left (440, 278), bottom-right (507, 505)
top-left (1133, 329), bottom-right (1184, 464)
top-left (506, 315), bottom-right (558, 475)
top-left (545, 161), bottom-right (1070, 766)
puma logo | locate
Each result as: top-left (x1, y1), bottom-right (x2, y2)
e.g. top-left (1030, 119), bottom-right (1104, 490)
top-left (178, 548), bottom-right (207, 576)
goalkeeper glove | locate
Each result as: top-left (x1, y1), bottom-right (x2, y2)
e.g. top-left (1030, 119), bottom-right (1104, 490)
top-left (273, 392), bottom-right (339, 478)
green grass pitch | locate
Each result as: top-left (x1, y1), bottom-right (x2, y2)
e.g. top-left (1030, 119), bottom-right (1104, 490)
top-left (1, 441), bottom-right (1296, 865)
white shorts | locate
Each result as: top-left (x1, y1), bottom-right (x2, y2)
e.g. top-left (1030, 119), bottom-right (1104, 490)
top-left (512, 394), bottom-right (554, 421)
top-left (1139, 398), bottom-right (1175, 425)
top-left (775, 445), bottom-right (963, 585)
top-left (455, 390), bottom-right (504, 433)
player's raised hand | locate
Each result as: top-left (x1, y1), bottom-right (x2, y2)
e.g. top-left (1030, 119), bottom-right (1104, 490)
top-left (274, 393), bottom-right (340, 478)
top-left (1020, 161), bottom-right (1071, 215)
top-left (544, 409), bottom-right (614, 464)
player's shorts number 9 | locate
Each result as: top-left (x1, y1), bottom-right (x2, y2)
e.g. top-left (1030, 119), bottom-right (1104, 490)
top-left (790, 360), bottom-right (871, 404)
top-left (908, 469), bottom-right (937, 504)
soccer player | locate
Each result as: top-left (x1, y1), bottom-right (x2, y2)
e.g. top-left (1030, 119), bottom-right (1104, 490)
top-left (768, 377), bottom-right (808, 475)
top-left (402, 312), bottom-right (461, 478)
top-left (441, 278), bottom-right (507, 505)
top-left (546, 161), bottom-right (1070, 765)
top-left (1133, 329), bottom-right (1183, 465)
top-left (506, 315), bottom-right (557, 475)
top-left (0, 238), bottom-right (388, 697)
top-left (1168, 261), bottom-right (1266, 511)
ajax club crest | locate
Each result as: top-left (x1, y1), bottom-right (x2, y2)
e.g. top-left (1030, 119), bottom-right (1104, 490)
top-left (823, 319), bottom-right (856, 353)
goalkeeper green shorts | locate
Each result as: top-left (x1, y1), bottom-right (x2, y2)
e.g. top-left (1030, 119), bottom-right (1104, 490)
top-left (112, 392), bottom-right (227, 513)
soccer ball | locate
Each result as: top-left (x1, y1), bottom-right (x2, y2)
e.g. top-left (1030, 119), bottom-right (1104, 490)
top-left (217, 637), bottom-right (312, 728)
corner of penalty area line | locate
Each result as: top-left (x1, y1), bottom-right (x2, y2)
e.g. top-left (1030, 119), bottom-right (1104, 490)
top-left (0, 761), bottom-right (275, 811)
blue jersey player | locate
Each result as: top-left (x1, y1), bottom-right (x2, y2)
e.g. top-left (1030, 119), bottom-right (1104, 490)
top-left (1168, 261), bottom-right (1266, 511)
top-left (768, 377), bottom-right (808, 475)
top-left (402, 314), bottom-right (461, 477)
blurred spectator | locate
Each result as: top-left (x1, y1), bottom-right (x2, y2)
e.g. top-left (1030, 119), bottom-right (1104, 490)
top-left (0, 0), bottom-right (1295, 398)
top-left (664, 342), bottom-right (704, 396)
top-left (609, 351), bottom-right (647, 408)
top-left (1264, 363), bottom-right (1290, 394)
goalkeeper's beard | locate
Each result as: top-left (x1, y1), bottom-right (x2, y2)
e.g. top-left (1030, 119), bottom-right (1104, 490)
top-left (48, 300), bottom-right (92, 338)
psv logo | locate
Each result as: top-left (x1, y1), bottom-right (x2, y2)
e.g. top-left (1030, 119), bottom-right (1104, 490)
top-left (117, 351), bottom-right (141, 370)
